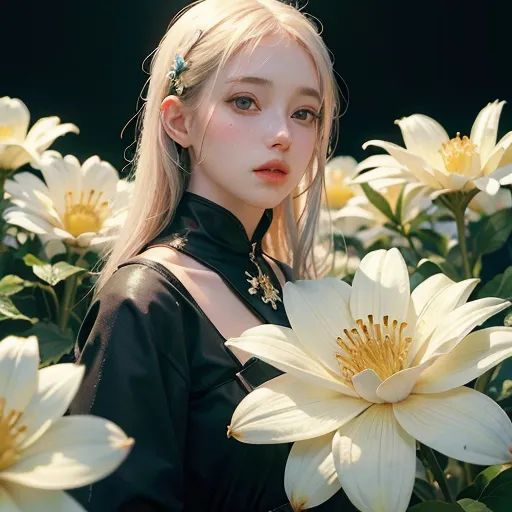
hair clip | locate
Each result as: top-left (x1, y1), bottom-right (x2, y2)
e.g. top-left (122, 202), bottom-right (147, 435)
top-left (167, 54), bottom-right (189, 96)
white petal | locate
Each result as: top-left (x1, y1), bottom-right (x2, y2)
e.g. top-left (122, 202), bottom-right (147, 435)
top-left (19, 364), bottom-right (85, 450)
top-left (1, 483), bottom-right (84, 512)
top-left (376, 358), bottom-right (437, 403)
top-left (285, 433), bottom-right (341, 510)
top-left (393, 387), bottom-right (512, 465)
top-left (497, 163), bottom-right (512, 185)
top-left (355, 154), bottom-right (403, 172)
top-left (283, 278), bottom-right (354, 375)
top-left (228, 373), bottom-right (370, 444)
top-left (473, 176), bottom-right (500, 195)
top-left (352, 369), bottom-right (384, 403)
top-left (363, 140), bottom-right (444, 189)
top-left (2, 416), bottom-right (133, 490)
top-left (423, 297), bottom-right (510, 360)
top-left (410, 273), bottom-right (454, 317)
top-left (411, 278), bottom-right (480, 363)
top-left (333, 404), bottom-right (416, 512)
top-left (395, 114), bottom-right (449, 170)
top-left (0, 97), bottom-right (30, 141)
top-left (27, 123), bottom-right (79, 153)
top-left (414, 327), bottom-right (512, 393)
top-left (483, 131), bottom-right (512, 175)
top-left (350, 248), bottom-right (409, 324)
top-left (470, 100), bottom-right (506, 164)
top-left (225, 325), bottom-right (356, 396)
top-left (350, 167), bottom-right (411, 185)
top-left (4, 210), bottom-right (58, 236)
top-left (0, 336), bottom-right (39, 414)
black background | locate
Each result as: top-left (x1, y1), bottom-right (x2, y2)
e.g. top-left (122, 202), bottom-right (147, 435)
top-left (2, 0), bottom-right (511, 174)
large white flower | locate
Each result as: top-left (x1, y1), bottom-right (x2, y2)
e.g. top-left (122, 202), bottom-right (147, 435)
top-left (468, 188), bottom-right (512, 217)
top-left (362, 100), bottom-right (512, 196)
top-left (0, 336), bottom-right (133, 511)
top-left (0, 97), bottom-right (79, 173)
top-left (3, 151), bottom-right (133, 250)
top-left (226, 248), bottom-right (512, 512)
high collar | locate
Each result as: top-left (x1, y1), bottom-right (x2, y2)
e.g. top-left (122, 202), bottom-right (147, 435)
top-left (148, 192), bottom-right (290, 327)
top-left (168, 192), bottom-right (273, 256)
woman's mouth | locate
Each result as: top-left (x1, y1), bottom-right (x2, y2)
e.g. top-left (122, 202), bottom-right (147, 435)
top-left (253, 168), bottom-right (289, 184)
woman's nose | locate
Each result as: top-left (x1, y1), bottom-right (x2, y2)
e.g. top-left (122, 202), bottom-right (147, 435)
top-left (265, 119), bottom-right (292, 152)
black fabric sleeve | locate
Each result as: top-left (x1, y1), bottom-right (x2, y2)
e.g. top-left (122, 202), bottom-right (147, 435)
top-left (68, 263), bottom-right (189, 512)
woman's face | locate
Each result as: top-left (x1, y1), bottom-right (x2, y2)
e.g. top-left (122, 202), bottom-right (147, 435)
top-left (184, 34), bottom-right (322, 213)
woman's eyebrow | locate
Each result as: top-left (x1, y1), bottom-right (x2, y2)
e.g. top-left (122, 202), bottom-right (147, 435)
top-left (227, 76), bottom-right (321, 103)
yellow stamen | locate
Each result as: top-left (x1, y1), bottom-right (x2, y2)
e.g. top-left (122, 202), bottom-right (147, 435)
top-left (336, 315), bottom-right (412, 386)
top-left (0, 397), bottom-right (27, 471)
top-left (439, 132), bottom-right (479, 175)
top-left (324, 169), bottom-right (355, 209)
top-left (63, 189), bottom-right (111, 237)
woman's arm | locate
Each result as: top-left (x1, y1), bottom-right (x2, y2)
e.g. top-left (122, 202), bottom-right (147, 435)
top-left (68, 264), bottom-right (189, 512)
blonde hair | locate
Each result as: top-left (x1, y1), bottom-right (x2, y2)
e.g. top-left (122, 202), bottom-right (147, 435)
top-left (97, 0), bottom-right (340, 293)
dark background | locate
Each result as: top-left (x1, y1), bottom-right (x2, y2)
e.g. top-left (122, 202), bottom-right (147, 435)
top-left (3, 0), bottom-right (511, 174)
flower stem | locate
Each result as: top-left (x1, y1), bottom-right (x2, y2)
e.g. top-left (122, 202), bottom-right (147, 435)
top-left (453, 206), bottom-right (472, 279)
top-left (58, 251), bottom-right (79, 331)
top-left (419, 443), bottom-right (454, 503)
top-left (474, 367), bottom-right (495, 394)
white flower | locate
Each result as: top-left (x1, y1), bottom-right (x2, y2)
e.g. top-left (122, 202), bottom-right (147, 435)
top-left (226, 248), bottom-right (512, 512)
top-left (4, 151), bottom-right (133, 251)
top-left (469, 188), bottom-right (512, 217)
top-left (0, 97), bottom-right (79, 173)
top-left (0, 336), bottom-right (133, 511)
top-left (362, 100), bottom-right (512, 196)
top-left (323, 156), bottom-right (360, 209)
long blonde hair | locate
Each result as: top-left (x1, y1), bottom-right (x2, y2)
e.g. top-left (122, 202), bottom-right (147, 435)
top-left (97, 0), bottom-right (340, 293)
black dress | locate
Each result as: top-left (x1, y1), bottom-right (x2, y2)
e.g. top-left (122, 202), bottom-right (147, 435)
top-left (68, 192), bottom-right (358, 512)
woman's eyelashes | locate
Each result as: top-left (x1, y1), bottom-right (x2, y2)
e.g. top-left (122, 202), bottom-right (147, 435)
top-left (227, 95), bottom-right (320, 123)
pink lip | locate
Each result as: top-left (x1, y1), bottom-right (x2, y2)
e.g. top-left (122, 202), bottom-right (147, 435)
top-left (253, 159), bottom-right (290, 174)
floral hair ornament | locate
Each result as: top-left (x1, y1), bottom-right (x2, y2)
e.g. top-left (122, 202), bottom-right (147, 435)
top-left (167, 54), bottom-right (189, 96)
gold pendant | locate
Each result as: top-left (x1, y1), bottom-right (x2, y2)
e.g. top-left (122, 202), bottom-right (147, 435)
top-left (245, 243), bottom-right (282, 310)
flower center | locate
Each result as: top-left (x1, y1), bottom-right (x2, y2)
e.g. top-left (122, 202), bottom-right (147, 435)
top-left (325, 170), bottom-right (355, 209)
top-left (0, 397), bottom-right (27, 471)
top-left (439, 132), bottom-right (479, 175)
top-left (0, 126), bottom-right (13, 140)
top-left (63, 190), bottom-right (111, 237)
top-left (335, 315), bottom-right (412, 386)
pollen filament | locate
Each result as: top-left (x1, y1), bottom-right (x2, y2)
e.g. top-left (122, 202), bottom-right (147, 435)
top-left (439, 132), bottom-right (479, 175)
top-left (0, 397), bottom-right (27, 471)
top-left (63, 189), bottom-right (111, 237)
top-left (335, 315), bottom-right (412, 386)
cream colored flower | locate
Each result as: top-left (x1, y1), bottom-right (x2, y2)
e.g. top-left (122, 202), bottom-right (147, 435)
top-left (362, 100), bottom-right (512, 196)
top-left (469, 188), bottom-right (512, 217)
top-left (0, 336), bottom-right (133, 511)
top-left (4, 151), bottom-right (133, 250)
top-left (226, 249), bottom-right (512, 512)
top-left (323, 156), bottom-right (360, 209)
top-left (0, 97), bottom-right (79, 173)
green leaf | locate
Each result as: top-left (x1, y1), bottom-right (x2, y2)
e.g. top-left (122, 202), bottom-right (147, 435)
top-left (23, 321), bottom-right (75, 368)
top-left (458, 464), bottom-right (509, 501)
top-left (0, 295), bottom-right (37, 323)
top-left (408, 501), bottom-right (464, 511)
top-left (361, 183), bottom-right (395, 222)
top-left (23, 253), bottom-right (48, 267)
top-left (457, 498), bottom-right (491, 512)
top-left (0, 275), bottom-right (26, 296)
top-left (395, 184), bottom-right (406, 225)
top-left (478, 267), bottom-right (512, 302)
top-left (479, 466), bottom-right (512, 511)
top-left (412, 229), bottom-right (449, 257)
top-left (472, 208), bottom-right (512, 260)
top-left (32, 261), bottom-right (86, 286)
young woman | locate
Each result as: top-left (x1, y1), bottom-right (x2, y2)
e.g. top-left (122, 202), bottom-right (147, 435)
top-left (69, 0), bottom-right (357, 510)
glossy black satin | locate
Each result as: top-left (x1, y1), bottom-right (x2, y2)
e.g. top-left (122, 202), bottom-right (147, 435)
top-left (68, 193), bottom-right (360, 511)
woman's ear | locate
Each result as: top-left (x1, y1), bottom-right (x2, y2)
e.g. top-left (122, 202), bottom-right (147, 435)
top-left (160, 96), bottom-right (193, 148)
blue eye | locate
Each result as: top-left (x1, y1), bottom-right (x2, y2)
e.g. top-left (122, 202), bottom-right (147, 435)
top-left (232, 96), bottom-right (254, 111)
